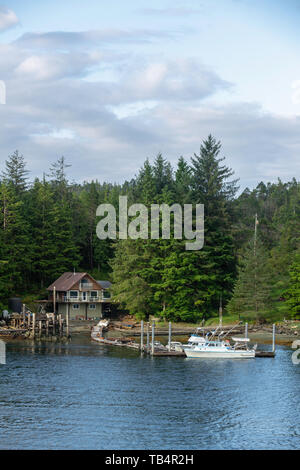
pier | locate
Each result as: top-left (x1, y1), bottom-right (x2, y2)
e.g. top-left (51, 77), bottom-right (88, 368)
top-left (0, 303), bottom-right (70, 340)
top-left (92, 320), bottom-right (278, 358)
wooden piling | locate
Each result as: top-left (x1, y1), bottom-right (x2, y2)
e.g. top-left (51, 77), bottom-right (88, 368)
top-left (59, 314), bottom-right (62, 336)
top-left (32, 313), bottom-right (36, 337)
top-left (245, 322), bottom-right (248, 339)
top-left (39, 320), bottom-right (42, 337)
top-left (168, 322), bottom-right (172, 352)
top-left (66, 304), bottom-right (70, 337)
top-left (53, 286), bottom-right (56, 314)
top-left (146, 322), bottom-right (150, 351)
top-left (46, 320), bottom-right (49, 336)
top-left (140, 320), bottom-right (144, 352)
top-left (272, 323), bottom-right (276, 353)
top-left (22, 304), bottom-right (26, 326)
top-left (151, 321), bottom-right (155, 355)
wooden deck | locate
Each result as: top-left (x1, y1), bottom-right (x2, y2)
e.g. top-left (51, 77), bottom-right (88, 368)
top-left (255, 351), bottom-right (275, 358)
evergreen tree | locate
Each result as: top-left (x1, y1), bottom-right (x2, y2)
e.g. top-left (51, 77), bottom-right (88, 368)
top-left (285, 252), bottom-right (300, 319)
top-left (190, 135), bottom-right (239, 316)
top-left (26, 178), bottom-right (56, 288)
top-left (175, 157), bottom-right (192, 203)
top-left (2, 150), bottom-right (29, 195)
top-left (227, 238), bottom-right (273, 321)
top-left (111, 239), bottom-right (155, 319)
top-left (0, 181), bottom-right (31, 296)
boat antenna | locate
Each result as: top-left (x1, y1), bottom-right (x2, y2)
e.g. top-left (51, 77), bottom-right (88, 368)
top-left (210, 325), bottom-right (222, 340)
top-left (221, 322), bottom-right (243, 340)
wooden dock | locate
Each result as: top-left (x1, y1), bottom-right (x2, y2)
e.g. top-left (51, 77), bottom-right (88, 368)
top-left (148, 349), bottom-right (185, 357)
top-left (255, 351), bottom-right (275, 358)
top-left (91, 321), bottom-right (278, 359)
top-left (0, 328), bottom-right (27, 337)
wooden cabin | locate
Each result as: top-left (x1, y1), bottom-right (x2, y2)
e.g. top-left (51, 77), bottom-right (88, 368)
top-left (47, 272), bottom-right (112, 320)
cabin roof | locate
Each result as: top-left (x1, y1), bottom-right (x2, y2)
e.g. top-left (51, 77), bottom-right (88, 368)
top-left (47, 272), bottom-right (101, 291)
top-left (97, 280), bottom-right (112, 289)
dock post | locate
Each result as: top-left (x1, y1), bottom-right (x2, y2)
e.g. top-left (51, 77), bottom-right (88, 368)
top-left (66, 304), bottom-right (70, 337)
top-left (272, 323), bottom-right (276, 353)
top-left (245, 322), bottom-right (248, 339)
top-left (151, 321), bottom-right (155, 355)
top-left (39, 320), bottom-right (42, 337)
top-left (22, 304), bottom-right (26, 326)
top-left (28, 312), bottom-right (31, 328)
top-left (53, 286), bottom-right (56, 314)
top-left (146, 322), bottom-right (150, 352)
top-left (32, 313), bottom-right (36, 338)
top-left (46, 319), bottom-right (49, 336)
top-left (59, 314), bottom-right (62, 336)
top-left (140, 320), bottom-right (144, 352)
top-left (168, 322), bottom-right (172, 351)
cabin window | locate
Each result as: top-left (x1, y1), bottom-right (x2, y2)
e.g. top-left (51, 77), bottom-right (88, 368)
top-left (89, 304), bottom-right (96, 309)
top-left (90, 291), bottom-right (98, 298)
top-left (69, 290), bottom-right (78, 298)
top-left (72, 304), bottom-right (79, 309)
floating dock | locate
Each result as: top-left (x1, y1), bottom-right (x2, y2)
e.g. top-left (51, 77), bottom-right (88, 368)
top-left (255, 351), bottom-right (275, 358)
top-left (91, 321), bottom-right (278, 358)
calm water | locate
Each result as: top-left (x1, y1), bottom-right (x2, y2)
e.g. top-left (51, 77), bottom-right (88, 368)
top-left (0, 336), bottom-right (299, 450)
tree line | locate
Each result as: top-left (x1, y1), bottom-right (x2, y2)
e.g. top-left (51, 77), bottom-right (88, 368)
top-left (0, 136), bottom-right (299, 322)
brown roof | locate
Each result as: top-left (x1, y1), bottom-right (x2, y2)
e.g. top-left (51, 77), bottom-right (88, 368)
top-left (47, 272), bottom-right (100, 291)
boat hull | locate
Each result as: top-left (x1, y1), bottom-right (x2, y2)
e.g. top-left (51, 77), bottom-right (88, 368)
top-left (184, 349), bottom-right (255, 359)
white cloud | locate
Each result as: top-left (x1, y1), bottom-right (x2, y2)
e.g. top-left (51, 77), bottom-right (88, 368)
top-left (0, 6), bottom-right (18, 32)
top-left (0, 24), bottom-right (299, 188)
top-left (291, 80), bottom-right (300, 105)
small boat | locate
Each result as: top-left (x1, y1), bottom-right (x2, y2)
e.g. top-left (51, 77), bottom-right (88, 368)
top-left (167, 341), bottom-right (185, 352)
top-left (153, 341), bottom-right (166, 350)
top-left (183, 337), bottom-right (256, 359)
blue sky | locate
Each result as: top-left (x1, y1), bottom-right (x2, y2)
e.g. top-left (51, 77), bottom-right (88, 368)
top-left (0, 0), bottom-right (300, 187)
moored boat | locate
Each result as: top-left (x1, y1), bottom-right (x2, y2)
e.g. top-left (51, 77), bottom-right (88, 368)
top-left (183, 337), bottom-right (256, 359)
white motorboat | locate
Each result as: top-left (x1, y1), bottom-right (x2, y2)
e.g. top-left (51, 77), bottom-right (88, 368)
top-left (183, 337), bottom-right (256, 359)
top-left (167, 328), bottom-right (206, 352)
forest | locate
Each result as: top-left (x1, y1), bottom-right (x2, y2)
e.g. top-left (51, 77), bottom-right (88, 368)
top-left (0, 135), bottom-right (299, 322)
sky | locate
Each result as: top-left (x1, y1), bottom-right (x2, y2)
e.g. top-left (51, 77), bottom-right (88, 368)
top-left (0, 0), bottom-right (300, 188)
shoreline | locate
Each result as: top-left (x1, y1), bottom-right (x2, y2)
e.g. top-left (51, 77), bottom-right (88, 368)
top-left (2, 319), bottom-right (299, 347)
top-left (66, 320), bottom-right (299, 346)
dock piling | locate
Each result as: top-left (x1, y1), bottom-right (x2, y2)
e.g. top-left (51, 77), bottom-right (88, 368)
top-left (168, 322), bottom-right (172, 352)
top-left (32, 313), bottom-right (36, 338)
top-left (22, 304), bottom-right (26, 326)
top-left (245, 322), bottom-right (248, 339)
top-left (66, 304), bottom-right (70, 337)
top-left (59, 314), bottom-right (63, 336)
top-left (140, 320), bottom-right (144, 352)
top-left (272, 323), bottom-right (276, 353)
top-left (151, 321), bottom-right (155, 355)
top-left (146, 322), bottom-right (150, 351)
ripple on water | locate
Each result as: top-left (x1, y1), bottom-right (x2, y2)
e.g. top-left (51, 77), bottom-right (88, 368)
top-left (0, 340), bottom-right (299, 449)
